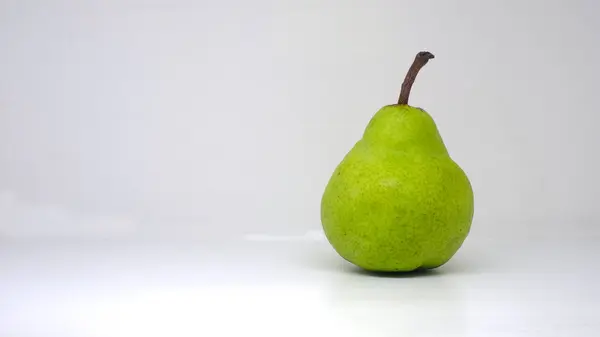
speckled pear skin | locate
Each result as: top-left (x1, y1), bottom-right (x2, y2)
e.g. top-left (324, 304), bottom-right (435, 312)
top-left (321, 104), bottom-right (474, 272)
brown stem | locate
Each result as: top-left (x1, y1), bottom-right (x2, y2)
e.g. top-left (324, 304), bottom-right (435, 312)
top-left (397, 51), bottom-right (435, 105)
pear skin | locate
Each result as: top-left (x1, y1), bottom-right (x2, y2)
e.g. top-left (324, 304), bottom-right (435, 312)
top-left (320, 52), bottom-right (474, 272)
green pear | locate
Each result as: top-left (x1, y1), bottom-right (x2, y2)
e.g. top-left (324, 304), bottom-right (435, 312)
top-left (321, 51), bottom-right (474, 272)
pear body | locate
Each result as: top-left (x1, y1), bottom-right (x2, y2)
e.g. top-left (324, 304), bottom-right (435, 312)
top-left (321, 104), bottom-right (474, 272)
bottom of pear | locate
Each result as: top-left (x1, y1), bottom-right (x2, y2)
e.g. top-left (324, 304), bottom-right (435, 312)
top-left (339, 254), bottom-right (452, 273)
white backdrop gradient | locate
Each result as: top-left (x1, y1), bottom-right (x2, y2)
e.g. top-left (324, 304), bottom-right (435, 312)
top-left (1, 0), bottom-right (598, 240)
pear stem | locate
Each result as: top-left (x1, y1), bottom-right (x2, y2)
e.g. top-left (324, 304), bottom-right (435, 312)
top-left (397, 51), bottom-right (435, 105)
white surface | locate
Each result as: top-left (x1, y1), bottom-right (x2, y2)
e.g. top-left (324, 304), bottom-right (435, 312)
top-left (2, 234), bottom-right (599, 337)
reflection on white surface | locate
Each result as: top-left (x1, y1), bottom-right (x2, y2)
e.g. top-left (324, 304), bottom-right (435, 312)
top-left (244, 230), bottom-right (327, 242)
top-left (1, 237), bottom-right (599, 337)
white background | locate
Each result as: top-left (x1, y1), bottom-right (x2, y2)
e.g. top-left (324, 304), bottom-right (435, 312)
top-left (1, 1), bottom-right (599, 336)
top-left (1, 0), bottom-right (598, 240)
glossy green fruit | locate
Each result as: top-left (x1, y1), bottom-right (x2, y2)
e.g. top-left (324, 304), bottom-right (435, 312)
top-left (320, 52), bottom-right (474, 272)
